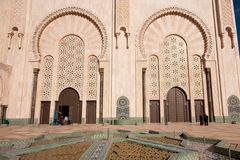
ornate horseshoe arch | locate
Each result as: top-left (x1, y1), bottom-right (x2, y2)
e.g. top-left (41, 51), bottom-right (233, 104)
top-left (138, 7), bottom-right (212, 59)
top-left (32, 7), bottom-right (108, 59)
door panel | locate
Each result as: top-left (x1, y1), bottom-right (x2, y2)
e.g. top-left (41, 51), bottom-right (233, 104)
top-left (184, 101), bottom-right (191, 122)
top-left (166, 87), bottom-right (190, 122)
top-left (72, 105), bottom-right (78, 123)
top-left (168, 89), bottom-right (177, 122)
top-left (176, 90), bottom-right (184, 122)
top-left (0, 105), bottom-right (7, 124)
top-left (79, 101), bottom-right (82, 123)
top-left (195, 100), bottom-right (204, 122)
top-left (40, 101), bottom-right (50, 124)
top-left (86, 101), bottom-right (96, 124)
top-left (71, 101), bottom-right (82, 123)
top-left (150, 100), bottom-right (160, 123)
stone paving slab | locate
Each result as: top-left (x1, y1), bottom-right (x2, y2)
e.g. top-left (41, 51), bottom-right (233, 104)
top-left (214, 140), bottom-right (240, 159)
top-left (0, 123), bottom-right (240, 143)
top-left (0, 128), bottom-right (239, 160)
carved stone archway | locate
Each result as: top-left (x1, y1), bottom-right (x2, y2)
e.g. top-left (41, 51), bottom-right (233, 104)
top-left (32, 7), bottom-right (108, 59)
top-left (138, 7), bottom-right (212, 59)
top-left (57, 87), bottom-right (82, 124)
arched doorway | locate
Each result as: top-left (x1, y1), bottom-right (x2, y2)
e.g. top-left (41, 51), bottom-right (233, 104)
top-left (56, 88), bottom-right (82, 123)
top-left (165, 87), bottom-right (190, 122)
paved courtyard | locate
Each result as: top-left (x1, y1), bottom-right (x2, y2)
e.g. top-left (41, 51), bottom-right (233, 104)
top-left (0, 123), bottom-right (239, 144)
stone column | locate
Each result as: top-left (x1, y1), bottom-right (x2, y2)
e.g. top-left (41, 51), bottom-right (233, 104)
top-left (205, 68), bottom-right (215, 122)
top-left (142, 68), bottom-right (146, 123)
top-left (99, 68), bottom-right (104, 124)
top-left (30, 68), bottom-right (40, 124)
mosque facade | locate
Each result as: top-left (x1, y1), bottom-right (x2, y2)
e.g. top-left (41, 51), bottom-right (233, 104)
top-left (0, 0), bottom-right (240, 125)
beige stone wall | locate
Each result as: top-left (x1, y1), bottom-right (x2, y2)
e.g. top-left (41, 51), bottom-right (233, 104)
top-left (0, 0), bottom-right (31, 120)
top-left (0, 0), bottom-right (239, 124)
top-left (213, 0), bottom-right (240, 121)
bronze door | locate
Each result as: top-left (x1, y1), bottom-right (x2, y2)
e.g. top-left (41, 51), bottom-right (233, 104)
top-left (195, 100), bottom-right (204, 122)
top-left (167, 87), bottom-right (189, 122)
top-left (71, 102), bottom-right (82, 123)
top-left (40, 101), bottom-right (50, 124)
top-left (72, 101), bottom-right (82, 123)
top-left (176, 89), bottom-right (185, 122)
top-left (184, 101), bottom-right (191, 122)
top-left (86, 101), bottom-right (96, 124)
top-left (150, 100), bottom-right (160, 123)
top-left (0, 105), bottom-right (7, 124)
top-left (168, 89), bottom-right (177, 122)
top-left (58, 88), bottom-right (81, 123)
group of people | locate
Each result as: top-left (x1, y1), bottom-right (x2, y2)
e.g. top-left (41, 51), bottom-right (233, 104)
top-left (199, 113), bottom-right (208, 126)
top-left (53, 111), bottom-right (71, 125)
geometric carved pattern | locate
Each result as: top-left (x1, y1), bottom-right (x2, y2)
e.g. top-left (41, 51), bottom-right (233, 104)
top-left (116, 96), bottom-right (129, 119)
top-left (139, 7), bottom-right (212, 58)
top-left (87, 56), bottom-right (98, 100)
top-left (228, 95), bottom-right (240, 122)
top-left (9, 0), bottom-right (27, 32)
top-left (221, 0), bottom-right (234, 28)
top-left (116, 0), bottom-right (129, 32)
top-left (192, 56), bottom-right (204, 99)
top-left (149, 55), bottom-right (160, 100)
top-left (228, 95), bottom-right (240, 106)
top-left (160, 35), bottom-right (189, 98)
top-left (41, 56), bottom-right (54, 101)
top-left (32, 7), bottom-right (107, 59)
top-left (57, 35), bottom-right (84, 99)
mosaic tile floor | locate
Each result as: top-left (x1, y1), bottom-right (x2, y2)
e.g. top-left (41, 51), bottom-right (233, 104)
top-left (0, 123), bottom-right (239, 160)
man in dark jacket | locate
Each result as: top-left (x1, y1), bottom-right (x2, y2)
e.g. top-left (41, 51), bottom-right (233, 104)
top-left (203, 113), bottom-right (209, 126)
top-left (199, 114), bottom-right (203, 125)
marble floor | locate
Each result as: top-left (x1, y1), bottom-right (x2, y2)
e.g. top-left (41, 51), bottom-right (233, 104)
top-left (0, 123), bottom-right (239, 144)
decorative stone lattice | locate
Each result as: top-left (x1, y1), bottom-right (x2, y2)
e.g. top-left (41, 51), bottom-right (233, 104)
top-left (57, 35), bottom-right (84, 99)
top-left (221, 0), bottom-right (234, 28)
top-left (87, 56), bottom-right (98, 100)
top-left (41, 56), bottom-right (54, 101)
top-left (116, 0), bottom-right (129, 32)
top-left (192, 56), bottom-right (204, 99)
top-left (160, 35), bottom-right (189, 97)
top-left (9, 0), bottom-right (27, 32)
top-left (116, 96), bottom-right (129, 119)
top-left (149, 55), bottom-right (160, 100)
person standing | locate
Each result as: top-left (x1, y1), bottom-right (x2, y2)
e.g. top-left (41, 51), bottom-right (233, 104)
top-left (203, 113), bottom-right (209, 126)
top-left (64, 116), bottom-right (69, 125)
top-left (199, 114), bottom-right (203, 125)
